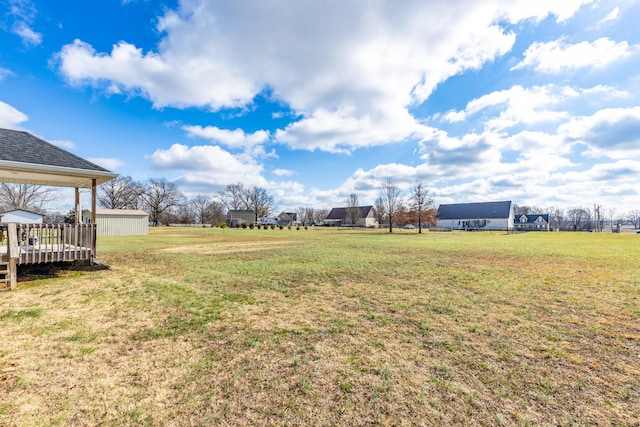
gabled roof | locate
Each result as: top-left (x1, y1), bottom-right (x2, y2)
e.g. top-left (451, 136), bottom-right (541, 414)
top-left (517, 214), bottom-right (549, 224)
top-left (326, 205), bottom-right (373, 221)
top-left (0, 128), bottom-right (117, 188)
top-left (437, 201), bottom-right (512, 220)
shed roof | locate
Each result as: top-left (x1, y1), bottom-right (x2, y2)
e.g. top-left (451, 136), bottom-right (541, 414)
top-left (437, 201), bottom-right (512, 220)
top-left (0, 209), bottom-right (43, 216)
top-left (0, 128), bottom-right (118, 188)
top-left (83, 209), bottom-right (148, 217)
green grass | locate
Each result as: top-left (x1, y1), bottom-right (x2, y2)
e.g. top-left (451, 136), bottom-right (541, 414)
top-left (1, 227), bottom-right (639, 426)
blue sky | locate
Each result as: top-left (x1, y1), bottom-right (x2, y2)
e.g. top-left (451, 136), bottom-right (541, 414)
top-left (1, 0), bottom-right (639, 215)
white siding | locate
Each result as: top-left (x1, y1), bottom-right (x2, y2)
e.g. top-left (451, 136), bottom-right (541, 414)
top-left (84, 209), bottom-right (149, 236)
top-left (0, 210), bottom-right (43, 223)
top-left (437, 218), bottom-right (511, 230)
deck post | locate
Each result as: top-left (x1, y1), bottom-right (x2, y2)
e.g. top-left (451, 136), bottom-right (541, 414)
top-left (75, 187), bottom-right (81, 224)
top-left (7, 223), bottom-right (19, 291)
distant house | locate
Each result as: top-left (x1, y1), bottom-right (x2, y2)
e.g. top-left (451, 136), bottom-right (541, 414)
top-left (277, 212), bottom-right (297, 226)
top-left (436, 201), bottom-right (514, 230)
top-left (0, 209), bottom-right (43, 224)
top-left (514, 214), bottom-right (550, 231)
top-left (83, 209), bottom-right (149, 236)
top-left (227, 210), bottom-right (255, 227)
top-left (325, 205), bottom-right (378, 227)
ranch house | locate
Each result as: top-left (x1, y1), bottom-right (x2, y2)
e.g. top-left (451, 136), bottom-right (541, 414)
top-left (436, 201), bottom-right (514, 231)
top-left (325, 205), bottom-right (378, 227)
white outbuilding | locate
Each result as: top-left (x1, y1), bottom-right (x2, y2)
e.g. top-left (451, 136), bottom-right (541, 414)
top-left (83, 209), bottom-right (149, 236)
top-left (0, 209), bottom-right (44, 224)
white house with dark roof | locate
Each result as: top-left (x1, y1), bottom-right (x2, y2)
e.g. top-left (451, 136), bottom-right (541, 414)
top-left (325, 205), bottom-right (378, 227)
top-left (514, 213), bottom-right (550, 231)
top-left (436, 201), bottom-right (514, 230)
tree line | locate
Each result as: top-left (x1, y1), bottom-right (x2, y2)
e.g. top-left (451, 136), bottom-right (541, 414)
top-left (2, 181), bottom-right (639, 231)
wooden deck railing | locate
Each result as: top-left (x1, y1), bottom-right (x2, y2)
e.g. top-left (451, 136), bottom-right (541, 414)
top-left (1, 223), bottom-right (96, 265)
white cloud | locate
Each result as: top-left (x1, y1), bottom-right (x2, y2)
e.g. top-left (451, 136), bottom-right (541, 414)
top-left (512, 37), bottom-right (637, 73)
top-left (50, 139), bottom-right (76, 150)
top-left (7, 0), bottom-right (42, 46)
top-left (0, 101), bottom-right (28, 128)
top-left (147, 143), bottom-right (265, 188)
top-left (596, 7), bottom-right (620, 27)
top-left (87, 157), bottom-right (124, 171)
top-left (56, 0), bottom-right (592, 153)
top-left (559, 106), bottom-right (640, 159)
top-left (443, 85), bottom-right (569, 130)
top-left (0, 68), bottom-right (13, 81)
top-left (182, 125), bottom-right (270, 149)
top-left (14, 22), bottom-right (42, 46)
top-left (272, 168), bottom-right (294, 177)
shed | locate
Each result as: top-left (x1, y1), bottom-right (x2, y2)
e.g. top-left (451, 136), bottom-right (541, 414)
top-left (226, 210), bottom-right (255, 227)
top-left (437, 201), bottom-right (514, 230)
top-left (0, 209), bottom-right (43, 224)
top-left (83, 209), bottom-right (149, 236)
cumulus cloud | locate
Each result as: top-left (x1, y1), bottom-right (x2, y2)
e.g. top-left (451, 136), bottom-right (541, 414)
top-left (559, 106), bottom-right (640, 159)
top-left (512, 37), bottom-right (637, 73)
top-left (182, 125), bottom-right (270, 149)
top-left (56, 0), bottom-right (591, 153)
top-left (147, 143), bottom-right (265, 187)
top-left (0, 101), bottom-right (28, 128)
top-left (443, 85), bottom-right (571, 130)
top-left (50, 139), bottom-right (76, 150)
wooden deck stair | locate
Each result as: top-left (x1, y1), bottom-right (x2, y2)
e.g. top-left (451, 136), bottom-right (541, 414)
top-left (0, 261), bottom-right (10, 291)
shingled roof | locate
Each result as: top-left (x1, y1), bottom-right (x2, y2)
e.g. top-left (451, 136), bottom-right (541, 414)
top-left (326, 206), bottom-right (373, 221)
top-left (0, 128), bottom-right (117, 188)
top-left (437, 201), bottom-right (513, 220)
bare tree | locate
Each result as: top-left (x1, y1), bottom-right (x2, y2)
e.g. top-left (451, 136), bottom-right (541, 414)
top-left (243, 186), bottom-right (276, 222)
top-left (346, 193), bottom-right (360, 226)
top-left (174, 203), bottom-right (196, 224)
top-left (373, 197), bottom-right (385, 228)
top-left (297, 207), bottom-right (315, 226)
top-left (218, 183), bottom-right (246, 211)
top-left (567, 207), bottom-right (589, 231)
top-left (98, 175), bottom-right (143, 209)
top-left (190, 195), bottom-right (212, 224)
top-left (628, 210), bottom-right (640, 229)
top-left (140, 178), bottom-right (183, 225)
top-left (548, 208), bottom-right (564, 231)
top-left (409, 180), bottom-right (434, 234)
top-left (379, 179), bottom-right (402, 233)
top-left (0, 183), bottom-right (57, 212)
top-left (313, 208), bottom-right (329, 225)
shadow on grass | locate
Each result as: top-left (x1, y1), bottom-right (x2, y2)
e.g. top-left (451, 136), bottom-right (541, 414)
top-left (16, 260), bottom-right (111, 282)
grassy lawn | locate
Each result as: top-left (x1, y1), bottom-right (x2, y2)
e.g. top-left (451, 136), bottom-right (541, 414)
top-left (1, 227), bottom-right (639, 426)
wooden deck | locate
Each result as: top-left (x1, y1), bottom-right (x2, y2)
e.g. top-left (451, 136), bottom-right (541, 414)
top-left (1, 223), bottom-right (96, 291)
